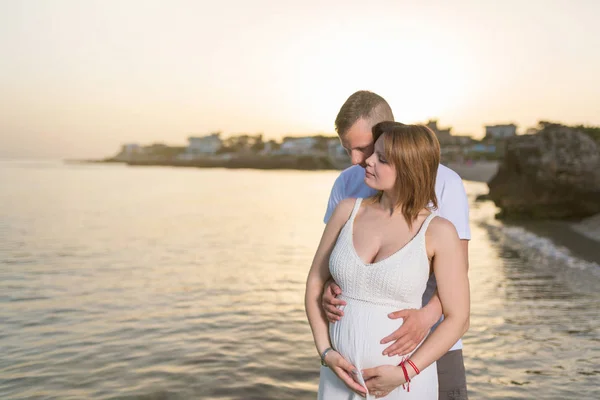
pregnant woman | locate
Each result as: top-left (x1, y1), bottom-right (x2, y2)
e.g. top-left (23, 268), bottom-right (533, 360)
top-left (305, 122), bottom-right (470, 399)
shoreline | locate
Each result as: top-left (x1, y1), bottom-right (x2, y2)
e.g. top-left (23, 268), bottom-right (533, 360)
top-left (509, 219), bottom-right (600, 265)
top-left (445, 161), bottom-right (499, 183)
top-left (66, 155), bottom-right (349, 171)
top-left (66, 159), bottom-right (500, 183)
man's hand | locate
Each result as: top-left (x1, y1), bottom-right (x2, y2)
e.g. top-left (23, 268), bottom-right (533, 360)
top-left (380, 307), bottom-right (439, 356)
top-left (322, 280), bottom-right (346, 322)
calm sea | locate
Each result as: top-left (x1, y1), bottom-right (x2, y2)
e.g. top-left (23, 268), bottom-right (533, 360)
top-left (1, 160), bottom-right (599, 400)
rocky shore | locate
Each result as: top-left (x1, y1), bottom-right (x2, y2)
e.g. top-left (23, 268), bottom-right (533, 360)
top-left (488, 123), bottom-right (600, 219)
top-left (484, 123), bottom-right (600, 244)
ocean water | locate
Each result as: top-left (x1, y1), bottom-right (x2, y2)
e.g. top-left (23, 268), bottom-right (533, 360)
top-left (0, 160), bottom-right (598, 400)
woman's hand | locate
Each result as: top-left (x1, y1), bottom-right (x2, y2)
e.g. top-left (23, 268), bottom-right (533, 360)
top-left (325, 350), bottom-right (367, 397)
top-left (362, 365), bottom-right (406, 398)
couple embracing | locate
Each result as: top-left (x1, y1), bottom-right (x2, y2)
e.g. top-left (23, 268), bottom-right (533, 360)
top-left (305, 91), bottom-right (471, 400)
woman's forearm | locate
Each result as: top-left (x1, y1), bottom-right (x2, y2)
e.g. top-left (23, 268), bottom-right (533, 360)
top-left (405, 314), bottom-right (469, 375)
top-left (305, 280), bottom-right (333, 355)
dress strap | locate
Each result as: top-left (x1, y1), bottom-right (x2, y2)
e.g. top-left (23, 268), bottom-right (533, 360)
top-left (417, 211), bottom-right (437, 237)
top-left (349, 198), bottom-right (363, 221)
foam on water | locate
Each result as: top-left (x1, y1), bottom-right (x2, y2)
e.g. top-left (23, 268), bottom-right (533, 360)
top-left (483, 222), bottom-right (600, 278)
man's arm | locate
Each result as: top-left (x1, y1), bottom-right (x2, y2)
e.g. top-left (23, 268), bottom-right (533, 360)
top-left (323, 173), bottom-right (346, 223)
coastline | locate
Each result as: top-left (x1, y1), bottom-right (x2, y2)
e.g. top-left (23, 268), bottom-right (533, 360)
top-left (449, 159), bottom-right (600, 262)
top-left (445, 161), bottom-right (499, 183)
top-left (68, 158), bottom-right (501, 182)
top-left (66, 155), bottom-right (349, 171)
top-left (571, 214), bottom-right (600, 243)
top-left (510, 219), bottom-right (600, 265)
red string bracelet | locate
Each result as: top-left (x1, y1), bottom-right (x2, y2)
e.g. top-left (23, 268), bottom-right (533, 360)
top-left (398, 359), bottom-right (412, 392)
top-left (406, 359), bottom-right (420, 375)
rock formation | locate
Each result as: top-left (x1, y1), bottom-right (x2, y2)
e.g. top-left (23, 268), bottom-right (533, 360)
top-left (488, 123), bottom-right (600, 219)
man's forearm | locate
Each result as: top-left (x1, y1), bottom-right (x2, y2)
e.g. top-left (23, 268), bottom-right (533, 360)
top-left (422, 291), bottom-right (443, 327)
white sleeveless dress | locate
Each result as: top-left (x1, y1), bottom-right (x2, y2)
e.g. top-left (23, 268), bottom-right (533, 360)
top-left (318, 198), bottom-right (438, 400)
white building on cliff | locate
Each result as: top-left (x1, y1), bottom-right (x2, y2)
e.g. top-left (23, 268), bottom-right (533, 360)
top-left (179, 133), bottom-right (222, 160)
top-left (485, 124), bottom-right (517, 139)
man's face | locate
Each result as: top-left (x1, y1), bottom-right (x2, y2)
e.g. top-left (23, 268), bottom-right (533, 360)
top-left (340, 118), bottom-right (375, 168)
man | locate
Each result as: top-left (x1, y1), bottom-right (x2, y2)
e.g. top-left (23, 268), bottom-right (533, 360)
top-left (322, 90), bottom-right (470, 399)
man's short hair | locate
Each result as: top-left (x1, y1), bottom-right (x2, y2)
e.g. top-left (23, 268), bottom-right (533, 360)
top-left (334, 90), bottom-right (395, 136)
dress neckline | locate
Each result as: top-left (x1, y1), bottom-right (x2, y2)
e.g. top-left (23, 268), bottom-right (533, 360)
top-left (349, 198), bottom-right (434, 266)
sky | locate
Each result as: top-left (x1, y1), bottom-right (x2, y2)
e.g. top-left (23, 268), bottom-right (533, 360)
top-left (1, 0), bottom-right (599, 159)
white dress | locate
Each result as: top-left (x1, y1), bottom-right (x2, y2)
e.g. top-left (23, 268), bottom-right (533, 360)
top-left (318, 198), bottom-right (438, 400)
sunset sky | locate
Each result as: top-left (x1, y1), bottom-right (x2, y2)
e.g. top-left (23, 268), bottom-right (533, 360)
top-left (1, 0), bottom-right (599, 159)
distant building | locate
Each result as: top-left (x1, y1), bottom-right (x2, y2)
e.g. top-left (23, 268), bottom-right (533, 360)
top-left (278, 137), bottom-right (318, 155)
top-left (185, 133), bottom-right (222, 156)
top-left (525, 127), bottom-right (539, 135)
top-left (471, 143), bottom-right (496, 153)
top-left (122, 143), bottom-right (142, 155)
top-left (114, 143), bottom-right (143, 161)
top-left (426, 120), bottom-right (452, 144)
top-left (485, 124), bottom-right (517, 139)
top-left (260, 139), bottom-right (280, 155)
top-left (449, 135), bottom-right (474, 146)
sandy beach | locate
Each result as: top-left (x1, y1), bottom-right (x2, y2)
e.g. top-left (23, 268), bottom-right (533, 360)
top-left (445, 161), bottom-right (499, 183)
top-left (572, 214), bottom-right (600, 244)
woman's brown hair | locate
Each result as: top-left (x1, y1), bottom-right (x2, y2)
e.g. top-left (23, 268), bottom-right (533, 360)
top-left (370, 121), bottom-right (440, 227)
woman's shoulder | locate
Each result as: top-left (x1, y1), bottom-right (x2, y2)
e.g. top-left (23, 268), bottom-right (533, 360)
top-left (328, 198), bottom-right (358, 224)
top-left (336, 197), bottom-right (358, 213)
top-left (426, 214), bottom-right (460, 240)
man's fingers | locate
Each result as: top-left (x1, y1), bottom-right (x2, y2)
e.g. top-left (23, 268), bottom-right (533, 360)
top-left (387, 309), bottom-right (408, 320)
top-left (327, 297), bottom-right (347, 306)
top-left (325, 311), bottom-right (339, 323)
top-left (324, 304), bottom-right (344, 315)
top-left (385, 330), bottom-right (427, 355)
top-left (331, 282), bottom-right (342, 295)
top-left (382, 334), bottom-right (413, 355)
top-left (324, 304), bottom-right (344, 316)
top-left (380, 328), bottom-right (408, 345)
top-left (388, 341), bottom-right (417, 357)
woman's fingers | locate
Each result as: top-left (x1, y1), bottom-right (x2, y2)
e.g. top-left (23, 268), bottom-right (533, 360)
top-left (333, 366), bottom-right (367, 396)
top-left (333, 366), bottom-right (366, 395)
top-left (361, 366), bottom-right (379, 381)
top-left (332, 356), bottom-right (366, 396)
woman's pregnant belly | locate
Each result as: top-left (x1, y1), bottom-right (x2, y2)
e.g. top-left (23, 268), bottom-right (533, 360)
top-left (329, 296), bottom-right (421, 371)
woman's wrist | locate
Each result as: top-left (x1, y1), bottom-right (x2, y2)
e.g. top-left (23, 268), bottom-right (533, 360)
top-left (406, 359), bottom-right (420, 378)
top-left (319, 347), bottom-right (336, 366)
top-left (397, 359), bottom-right (420, 382)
